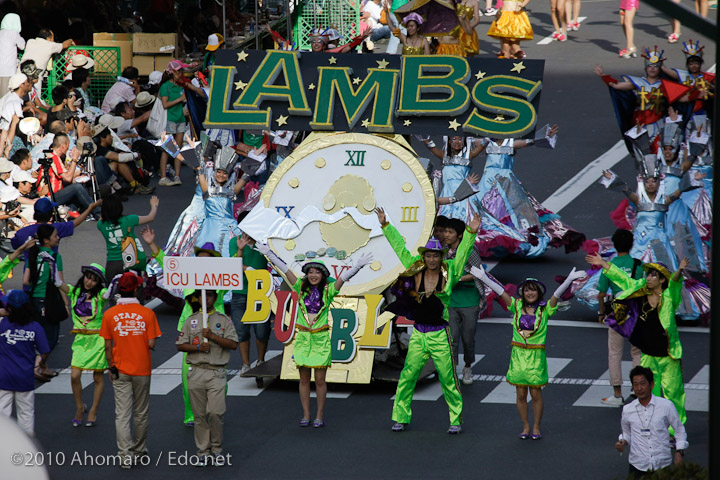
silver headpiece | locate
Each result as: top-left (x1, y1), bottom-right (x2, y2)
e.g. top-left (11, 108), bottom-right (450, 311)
top-left (214, 146), bottom-right (238, 172)
top-left (640, 154), bottom-right (662, 179)
top-left (661, 122), bottom-right (682, 149)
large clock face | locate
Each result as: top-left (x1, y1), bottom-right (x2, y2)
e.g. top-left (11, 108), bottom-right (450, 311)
top-left (262, 132), bottom-right (436, 296)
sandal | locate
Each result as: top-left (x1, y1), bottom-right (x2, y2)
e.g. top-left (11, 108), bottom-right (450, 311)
top-left (531, 433), bottom-right (543, 440)
top-left (312, 419), bottom-right (325, 428)
top-left (299, 418), bottom-right (310, 427)
top-left (447, 425), bottom-right (462, 434)
top-left (668, 33), bottom-right (679, 43)
top-left (519, 432), bottom-right (530, 439)
top-left (392, 422), bottom-right (406, 432)
top-left (514, 50), bottom-right (526, 59)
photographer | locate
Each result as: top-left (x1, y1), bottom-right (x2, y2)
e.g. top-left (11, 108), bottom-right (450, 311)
top-left (36, 133), bottom-right (100, 218)
top-left (0, 157), bottom-right (28, 231)
top-left (92, 125), bottom-right (154, 195)
top-left (13, 169), bottom-right (38, 221)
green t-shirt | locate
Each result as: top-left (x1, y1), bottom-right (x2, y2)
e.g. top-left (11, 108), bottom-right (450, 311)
top-left (229, 241), bottom-right (268, 295)
top-left (159, 81), bottom-right (185, 123)
top-left (597, 255), bottom-right (642, 296)
top-left (97, 215), bottom-right (146, 270)
top-left (391, 0), bottom-right (410, 11)
top-left (450, 279), bottom-right (481, 308)
top-left (29, 247), bottom-right (63, 298)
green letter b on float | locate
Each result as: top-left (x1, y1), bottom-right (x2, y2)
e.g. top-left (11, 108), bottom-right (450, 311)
top-left (234, 50), bottom-right (311, 115)
top-left (310, 67), bottom-right (399, 132)
top-left (463, 75), bottom-right (541, 137)
top-left (397, 55), bottom-right (471, 117)
top-left (330, 309), bottom-right (359, 363)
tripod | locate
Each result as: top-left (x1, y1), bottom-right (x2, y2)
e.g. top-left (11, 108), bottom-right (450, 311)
top-left (39, 154), bottom-right (61, 222)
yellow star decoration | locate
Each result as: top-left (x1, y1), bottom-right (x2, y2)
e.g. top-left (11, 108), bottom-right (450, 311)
top-left (510, 61), bottom-right (526, 74)
top-left (353, 77), bottom-right (362, 85)
top-left (234, 79), bottom-right (248, 91)
top-left (361, 118), bottom-right (371, 128)
top-left (494, 114), bottom-right (505, 121)
top-left (276, 115), bottom-right (289, 127)
top-left (448, 119), bottom-right (460, 131)
top-left (308, 83), bottom-right (316, 90)
top-left (236, 50), bottom-right (249, 62)
top-left (403, 119), bottom-right (412, 126)
top-left (475, 70), bottom-right (486, 80)
top-left (376, 58), bottom-right (390, 69)
top-left (329, 56), bottom-right (337, 64)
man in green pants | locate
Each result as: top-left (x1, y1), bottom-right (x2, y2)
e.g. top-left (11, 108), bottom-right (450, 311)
top-left (376, 207), bottom-right (479, 434)
top-left (586, 252), bottom-right (689, 425)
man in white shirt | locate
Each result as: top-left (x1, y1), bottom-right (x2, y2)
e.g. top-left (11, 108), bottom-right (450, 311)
top-left (362, 0), bottom-right (392, 42)
top-left (21, 29), bottom-right (74, 98)
top-left (616, 366), bottom-right (688, 477)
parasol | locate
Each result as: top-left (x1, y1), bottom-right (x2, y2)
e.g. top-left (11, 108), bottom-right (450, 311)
top-left (393, 0), bottom-right (460, 36)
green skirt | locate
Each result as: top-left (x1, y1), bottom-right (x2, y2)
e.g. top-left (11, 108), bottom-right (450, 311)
top-left (71, 334), bottom-right (109, 371)
top-left (293, 329), bottom-right (331, 369)
top-left (506, 345), bottom-right (548, 387)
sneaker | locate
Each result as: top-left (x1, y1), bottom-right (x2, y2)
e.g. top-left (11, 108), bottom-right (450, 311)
top-left (462, 367), bottom-right (473, 385)
top-left (172, 176), bottom-right (182, 186)
top-left (67, 210), bottom-right (80, 219)
top-left (557, 33), bottom-right (567, 42)
top-left (601, 395), bottom-right (624, 406)
top-left (158, 177), bottom-right (175, 186)
top-left (573, 21), bottom-right (580, 30)
top-left (448, 425), bottom-right (462, 434)
top-left (392, 422), bottom-right (406, 432)
top-left (551, 32), bottom-right (560, 41)
top-left (134, 184), bottom-right (156, 195)
top-left (483, 7), bottom-right (497, 15)
top-left (567, 23), bottom-right (573, 31)
top-left (240, 364), bottom-right (251, 375)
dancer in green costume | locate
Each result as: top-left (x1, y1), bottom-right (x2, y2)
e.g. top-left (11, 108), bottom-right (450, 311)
top-left (471, 264), bottom-right (584, 439)
top-left (586, 252), bottom-right (689, 425)
top-left (377, 207), bottom-right (479, 435)
top-left (257, 243), bottom-right (372, 428)
top-left (59, 263), bottom-right (111, 427)
top-left (140, 228), bottom-right (226, 426)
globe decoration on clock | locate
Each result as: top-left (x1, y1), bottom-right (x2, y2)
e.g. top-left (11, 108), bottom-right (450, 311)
top-left (240, 132), bottom-right (436, 297)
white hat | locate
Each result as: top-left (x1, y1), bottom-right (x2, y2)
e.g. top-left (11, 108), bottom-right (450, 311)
top-left (98, 113), bottom-right (124, 130)
top-left (0, 157), bottom-right (14, 173)
top-left (8, 73), bottom-right (27, 91)
top-left (134, 91), bottom-right (156, 108)
top-left (67, 54), bottom-right (95, 71)
top-left (14, 169), bottom-right (34, 184)
top-left (18, 117), bottom-right (41, 136)
top-left (148, 71), bottom-right (163, 85)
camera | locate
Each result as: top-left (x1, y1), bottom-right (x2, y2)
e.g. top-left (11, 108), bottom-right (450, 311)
top-left (4, 200), bottom-right (20, 213)
top-left (38, 149), bottom-right (54, 168)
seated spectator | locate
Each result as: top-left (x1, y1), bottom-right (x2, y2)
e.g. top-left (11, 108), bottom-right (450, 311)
top-left (19, 61), bottom-right (47, 124)
top-left (363, 0), bottom-right (392, 42)
top-left (64, 54), bottom-right (95, 81)
top-left (21, 29), bottom-right (74, 97)
top-left (45, 85), bottom-right (72, 126)
top-left (101, 67), bottom-right (140, 114)
top-left (113, 97), bottom-right (161, 174)
top-left (35, 133), bottom-right (100, 218)
top-left (0, 73), bottom-right (34, 158)
top-left (9, 148), bottom-right (35, 185)
top-left (70, 66), bottom-right (92, 110)
top-left (0, 157), bottom-right (28, 229)
top-left (12, 169), bottom-right (37, 223)
top-left (92, 125), bottom-right (154, 195)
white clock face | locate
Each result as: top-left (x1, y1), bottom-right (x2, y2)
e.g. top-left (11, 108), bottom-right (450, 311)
top-left (263, 132), bottom-right (436, 295)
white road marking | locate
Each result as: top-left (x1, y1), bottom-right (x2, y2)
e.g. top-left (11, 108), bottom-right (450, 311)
top-left (34, 370), bottom-right (95, 394)
top-left (572, 360), bottom-right (635, 407)
top-left (481, 357), bottom-right (572, 404)
top-left (685, 365), bottom-right (709, 412)
top-left (226, 350), bottom-right (282, 397)
top-left (537, 16), bottom-right (587, 45)
top-left (150, 352), bottom-right (185, 395)
top-left (542, 140), bottom-right (628, 213)
top-left (391, 354), bottom-right (484, 402)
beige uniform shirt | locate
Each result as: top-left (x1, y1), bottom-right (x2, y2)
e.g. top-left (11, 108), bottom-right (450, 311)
top-left (176, 310), bottom-right (238, 366)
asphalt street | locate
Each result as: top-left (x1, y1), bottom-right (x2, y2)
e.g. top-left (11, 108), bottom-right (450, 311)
top-left (1, 0), bottom-right (713, 478)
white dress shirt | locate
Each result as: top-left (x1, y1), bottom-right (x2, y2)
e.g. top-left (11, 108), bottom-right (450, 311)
top-left (621, 395), bottom-right (688, 472)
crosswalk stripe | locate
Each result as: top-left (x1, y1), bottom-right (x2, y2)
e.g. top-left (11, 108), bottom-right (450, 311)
top-left (572, 361), bottom-right (634, 408)
top-left (35, 370), bottom-right (95, 394)
top-left (151, 352), bottom-right (184, 395)
top-left (481, 357), bottom-right (572, 404)
top-left (226, 350), bottom-right (282, 397)
top-left (390, 355), bottom-right (484, 402)
top-left (685, 365), bottom-right (709, 412)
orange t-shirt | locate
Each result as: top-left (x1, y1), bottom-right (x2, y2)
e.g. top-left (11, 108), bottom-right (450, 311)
top-left (100, 299), bottom-right (161, 376)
